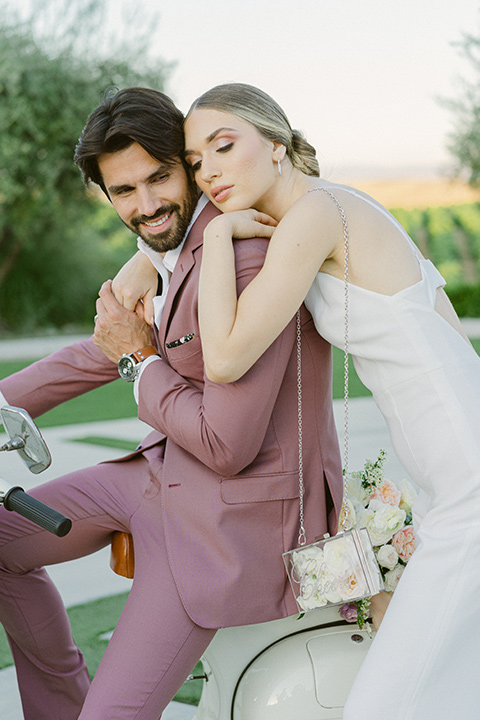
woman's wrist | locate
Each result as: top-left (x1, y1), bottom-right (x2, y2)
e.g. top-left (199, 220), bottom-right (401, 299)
top-left (204, 215), bottom-right (234, 242)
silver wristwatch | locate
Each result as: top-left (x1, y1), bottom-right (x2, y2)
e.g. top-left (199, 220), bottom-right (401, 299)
top-left (118, 346), bottom-right (159, 382)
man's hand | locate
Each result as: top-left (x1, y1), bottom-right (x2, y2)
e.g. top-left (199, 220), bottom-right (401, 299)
top-left (94, 280), bottom-right (154, 363)
top-left (112, 250), bottom-right (158, 326)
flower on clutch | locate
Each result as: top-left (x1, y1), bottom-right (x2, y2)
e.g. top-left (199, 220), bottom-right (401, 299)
top-left (339, 450), bottom-right (418, 627)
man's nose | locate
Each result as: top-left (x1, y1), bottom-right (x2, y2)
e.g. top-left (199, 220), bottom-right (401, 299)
top-left (137, 186), bottom-right (159, 217)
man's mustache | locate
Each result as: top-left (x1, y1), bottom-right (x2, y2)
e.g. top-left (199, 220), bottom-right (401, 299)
top-left (132, 204), bottom-right (179, 227)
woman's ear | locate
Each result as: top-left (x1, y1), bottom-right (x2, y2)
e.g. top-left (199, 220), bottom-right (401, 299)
top-left (272, 142), bottom-right (287, 163)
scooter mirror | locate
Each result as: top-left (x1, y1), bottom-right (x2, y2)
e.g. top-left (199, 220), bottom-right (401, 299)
top-left (0, 406), bottom-right (51, 474)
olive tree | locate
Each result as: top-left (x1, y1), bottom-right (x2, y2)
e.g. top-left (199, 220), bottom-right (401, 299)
top-left (0, 1), bottom-right (172, 332)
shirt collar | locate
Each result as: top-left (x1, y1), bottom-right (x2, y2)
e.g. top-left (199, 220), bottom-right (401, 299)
top-left (136, 193), bottom-right (209, 275)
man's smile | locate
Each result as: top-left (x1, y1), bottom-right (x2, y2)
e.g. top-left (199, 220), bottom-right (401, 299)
top-left (142, 211), bottom-right (173, 230)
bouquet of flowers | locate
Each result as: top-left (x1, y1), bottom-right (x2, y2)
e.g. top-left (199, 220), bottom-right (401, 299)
top-left (337, 450), bottom-right (418, 627)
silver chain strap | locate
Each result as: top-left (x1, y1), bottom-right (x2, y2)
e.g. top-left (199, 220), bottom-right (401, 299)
top-left (296, 186), bottom-right (351, 545)
top-left (296, 309), bottom-right (307, 546)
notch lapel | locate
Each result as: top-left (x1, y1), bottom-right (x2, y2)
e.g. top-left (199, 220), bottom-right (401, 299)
top-left (157, 201), bottom-right (220, 351)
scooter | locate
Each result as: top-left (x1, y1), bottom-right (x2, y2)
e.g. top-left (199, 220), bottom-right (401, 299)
top-left (0, 404), bottom-right (72, 537)
top-left (1, 407), bottom-right (372, 719)
top-left (191, 603), bottom-right (373, 720)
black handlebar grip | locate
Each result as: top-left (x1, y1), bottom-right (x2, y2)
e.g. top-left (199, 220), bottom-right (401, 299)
top-left (4, 487), bottom-right (72, 537)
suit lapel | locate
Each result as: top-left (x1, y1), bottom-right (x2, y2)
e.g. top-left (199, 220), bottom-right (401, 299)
top-left (157, 201), bottom-right (220, 351)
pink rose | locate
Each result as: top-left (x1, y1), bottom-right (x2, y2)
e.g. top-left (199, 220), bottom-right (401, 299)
top-left (370, 478), bottom-right (401, 507)
top-left (339, 603), bottom-right (358, 623)
top-left (391, 526), bottom-right (416, 562)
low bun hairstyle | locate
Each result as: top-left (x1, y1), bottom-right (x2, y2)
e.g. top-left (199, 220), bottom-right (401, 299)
top-left (186, 83), bottom-right (320, 177)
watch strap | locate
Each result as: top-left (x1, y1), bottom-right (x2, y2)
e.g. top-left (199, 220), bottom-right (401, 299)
top-left (131, 346), bottom-right (159, 363)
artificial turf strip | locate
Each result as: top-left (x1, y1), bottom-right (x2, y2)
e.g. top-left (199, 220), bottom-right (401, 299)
top-left (71, 436), bottom-right (139, 452)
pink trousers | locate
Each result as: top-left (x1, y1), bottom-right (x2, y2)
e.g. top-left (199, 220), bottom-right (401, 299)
top-left (0, 455), bottom-right (215, 719)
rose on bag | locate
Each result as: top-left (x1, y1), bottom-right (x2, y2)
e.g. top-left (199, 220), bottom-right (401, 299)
top-left (290, 534), bottom-right (370, 611)
top-left (338, 450), bottom-right (418, 627)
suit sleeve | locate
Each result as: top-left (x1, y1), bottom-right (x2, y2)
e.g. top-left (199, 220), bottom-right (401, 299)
top-left (138, 241), bottom-right (296, 476)
top-left (0, 337), bottom-right (119, 419)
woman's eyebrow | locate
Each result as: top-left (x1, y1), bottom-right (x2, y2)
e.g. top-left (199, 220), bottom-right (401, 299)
top-left (185, 127), bottom-right (237, 156)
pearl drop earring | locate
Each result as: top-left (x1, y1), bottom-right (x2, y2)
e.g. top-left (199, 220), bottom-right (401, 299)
top-left (277, 157), bottom-right (282, 176)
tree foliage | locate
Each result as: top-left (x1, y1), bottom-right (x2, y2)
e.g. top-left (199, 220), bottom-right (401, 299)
top-left (0, 1), bottom-right (172, 333)
top-left (446, 32), bottom-right (480, 186)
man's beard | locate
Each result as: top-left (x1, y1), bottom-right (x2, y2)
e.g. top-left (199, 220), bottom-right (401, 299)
top-left (128, 182), bottom-right (199, 254)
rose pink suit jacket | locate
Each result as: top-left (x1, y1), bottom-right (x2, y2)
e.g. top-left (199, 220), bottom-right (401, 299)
top-left (0, 201), bottom-right (343, 629)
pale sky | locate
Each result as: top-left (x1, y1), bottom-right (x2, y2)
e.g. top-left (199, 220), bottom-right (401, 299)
top-left (12, 0), bottom-right (480, 179)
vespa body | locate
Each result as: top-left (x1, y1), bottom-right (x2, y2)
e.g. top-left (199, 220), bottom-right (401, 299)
top-left (192, 592), bottom-right (373, 720)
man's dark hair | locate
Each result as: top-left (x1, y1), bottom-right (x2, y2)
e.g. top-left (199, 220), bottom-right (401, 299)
top-left (74, 87), bottom-right (185, 198)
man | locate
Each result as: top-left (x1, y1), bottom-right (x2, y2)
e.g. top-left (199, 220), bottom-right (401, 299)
top-left (0, 87), bottom-right (342, 720)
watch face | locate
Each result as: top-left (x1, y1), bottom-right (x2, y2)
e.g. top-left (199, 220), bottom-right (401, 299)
top-left (118, 355), bottom-right (137, 381)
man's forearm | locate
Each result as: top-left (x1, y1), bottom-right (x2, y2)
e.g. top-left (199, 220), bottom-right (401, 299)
top-left (0, 337), bottom-right (118, 419)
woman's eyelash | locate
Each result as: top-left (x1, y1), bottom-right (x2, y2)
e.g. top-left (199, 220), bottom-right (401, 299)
top-left (191, 161), bottom-right (201, 172)
top-left (217, 142), bottom-right (233, 153)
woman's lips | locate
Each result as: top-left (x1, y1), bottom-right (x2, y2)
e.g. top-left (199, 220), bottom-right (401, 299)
top-left (212, 186), bottom-right (233, 202)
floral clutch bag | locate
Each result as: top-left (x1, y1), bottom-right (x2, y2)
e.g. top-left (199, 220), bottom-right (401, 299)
top-left (283, 527), bottom-right (384, 613)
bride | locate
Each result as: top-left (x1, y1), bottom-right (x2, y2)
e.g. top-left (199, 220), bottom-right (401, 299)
top-left (112, 83), bottom-right (480, 719)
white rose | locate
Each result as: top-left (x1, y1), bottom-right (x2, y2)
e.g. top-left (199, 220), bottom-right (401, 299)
top-left (323, 536), bottom-right (356, 575)
top-left (291, 546), bottom-right (324, 582)
top-left (353, 503), bottom-right (375, 530)
top-left (384, 563), bottom-right (405, 592)
top-left (345, 475), bottom-right (370, 506)
top-left (398, 479), bottom-right (419, 514)
top-left (365, 499), bottom-right (406, 546)
top-left (376, 543), bottom-right (399, 570)
top-left (297, 576), bottom-right (333, 610)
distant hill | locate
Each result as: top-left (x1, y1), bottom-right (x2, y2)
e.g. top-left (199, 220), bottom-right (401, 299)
top-left (347, 177), bottom-right (479, 210)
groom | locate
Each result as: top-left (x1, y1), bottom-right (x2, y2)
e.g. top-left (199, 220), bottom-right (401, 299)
top-left (0, 87), bottom-right (342, 719)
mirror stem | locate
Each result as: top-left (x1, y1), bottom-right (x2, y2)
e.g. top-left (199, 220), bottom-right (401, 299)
top-left (0, 436), bottom-right (26, 452)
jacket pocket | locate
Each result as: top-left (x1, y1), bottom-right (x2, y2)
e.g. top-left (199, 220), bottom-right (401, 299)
top-left (220, 471), bottom-right (300, 505)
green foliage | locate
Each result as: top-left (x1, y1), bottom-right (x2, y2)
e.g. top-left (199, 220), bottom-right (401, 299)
top-left (390, 203), bottom-right (480, 292)
top-left (445, 283), bottom-right (480, 317)
top-left (444, 32), bottom-right (480, 186)
top-left (0, 2), bottom-right (172, 332)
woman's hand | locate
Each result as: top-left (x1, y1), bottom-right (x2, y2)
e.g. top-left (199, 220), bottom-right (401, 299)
top-left (111, 251), bottom-right (158, 325)
top-left (369, 591), bottom-right (392, 631)
top-left (205, 209), bottom-right (277, 243)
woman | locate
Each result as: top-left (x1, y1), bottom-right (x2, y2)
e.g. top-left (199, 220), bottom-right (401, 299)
top-left (113, 83), bottom-right (480, 719)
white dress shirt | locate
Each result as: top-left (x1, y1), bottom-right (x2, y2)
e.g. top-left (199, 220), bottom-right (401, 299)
top-left (133, 194), bottom-right (208, 400)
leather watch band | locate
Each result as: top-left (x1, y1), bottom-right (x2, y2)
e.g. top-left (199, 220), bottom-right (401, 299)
top-left (131, 346), bottom-right (159, 363)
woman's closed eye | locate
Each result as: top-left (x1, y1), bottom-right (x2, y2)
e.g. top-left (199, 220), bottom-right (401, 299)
top-left (217, 142), bottom-right (233, 154)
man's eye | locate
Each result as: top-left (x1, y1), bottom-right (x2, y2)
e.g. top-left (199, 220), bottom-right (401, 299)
top-left (217, 142), bottom-right (233, 153)
top-left (152, 174), bottom-right (169, 183)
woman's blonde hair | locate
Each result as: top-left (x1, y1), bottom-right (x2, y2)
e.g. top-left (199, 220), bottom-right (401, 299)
top-left (186, 83), bottom-right (320, 177)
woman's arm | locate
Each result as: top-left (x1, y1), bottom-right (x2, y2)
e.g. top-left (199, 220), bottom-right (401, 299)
top-left (199, 195), bottom-right (340, 382)
top-left (111, 250), bottom-right (158, 325)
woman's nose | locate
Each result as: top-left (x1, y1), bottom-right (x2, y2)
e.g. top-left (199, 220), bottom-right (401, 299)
top-left (201, 157), bottom-right (220, 183)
